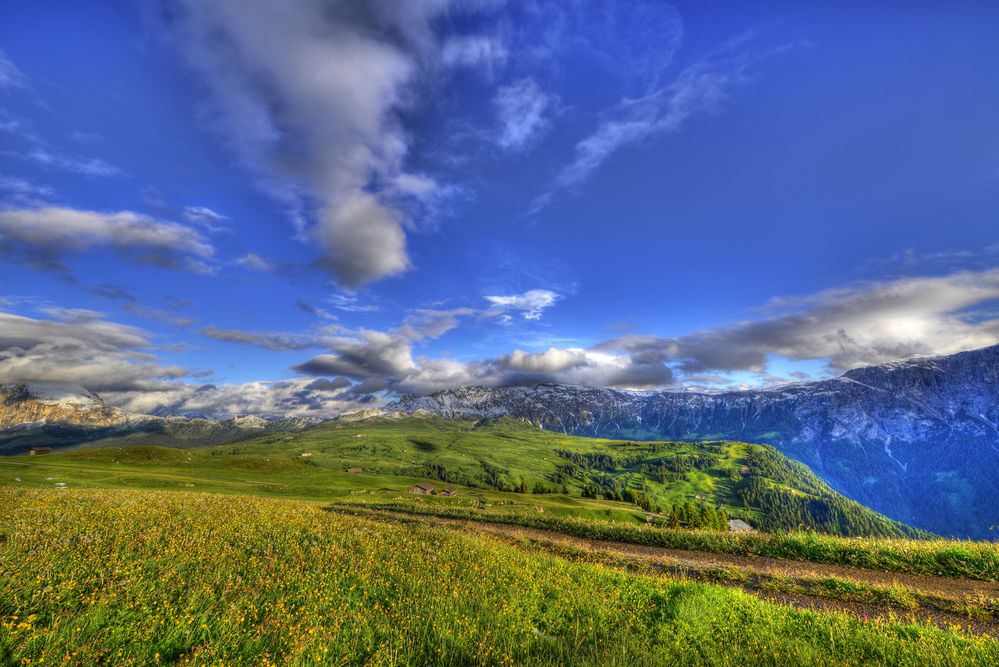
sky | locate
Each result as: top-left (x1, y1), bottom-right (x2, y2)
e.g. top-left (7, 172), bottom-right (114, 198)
top-left (0, 0), bottom-right (997, 417)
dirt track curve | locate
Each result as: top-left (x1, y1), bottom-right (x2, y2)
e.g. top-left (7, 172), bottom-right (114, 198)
top-left (336, 507), bottom-right (999, 636)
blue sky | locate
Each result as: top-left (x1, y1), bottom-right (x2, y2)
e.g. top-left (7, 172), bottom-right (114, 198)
top-left (0, 1), bottom-right (997, 416)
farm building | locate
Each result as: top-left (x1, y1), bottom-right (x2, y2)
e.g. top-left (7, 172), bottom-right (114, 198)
top-left (728, 519), bottom-right (755, 533)
top-left (439, 488), bottom-right (457, 497)
top-left (409, 482), bottom-right (436, 495)
top-left (28, 447), bottom-right (53, 456)
top-left (346, 467), bottom-right (363, 474)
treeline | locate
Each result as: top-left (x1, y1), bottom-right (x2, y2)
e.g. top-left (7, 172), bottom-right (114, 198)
top-left (736, 449), bottom-right (927, 538)
top-left (655, 500), bottom-right (729, 531)
top-left (640, 453), bottom-right (719, 484)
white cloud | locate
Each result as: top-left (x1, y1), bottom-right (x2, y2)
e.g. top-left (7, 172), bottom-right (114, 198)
top-left (6, 269), bottom-right (998, 415)
top-left (0, 307), bottom-right (374, 418)
top-left (0, 309), bottom-right (186, 392)
top-left (162, 0), bottom-right (461, 287)
top-left (235, 252), bottom-right (272, 271)
top-left (0, 50), bottom-right (27, 90)
top-left (529, 30), bottom-right (776, 216)
top-left (183, 205), bottom-right (230, 232)
top-left (664, 269), bottom-right (999, 373)
top-left (0, 205), bottom-right (215, 273)
top-left (485, 289), bottom-right (560, 320)
top-left (294, 330), bottom-right (416, 380)
top-left (104, 376), bottom-right (373, 418)
top-left (327, 293), bottom-right (380, 313)
top-left (314, 192), bottom-right (409, 287)
top-left (399, 308), bottom-right (477, 340)
top-left (23, 148), bottom-right (122, 178)
top-left (0, 175), bottom-right (54, 202)
top-left (499, 347), bottom-right (589, 374)
top-left (441, 35), bottom-right (507, 73)
top-left (494, 78), bottom-right (556, 151)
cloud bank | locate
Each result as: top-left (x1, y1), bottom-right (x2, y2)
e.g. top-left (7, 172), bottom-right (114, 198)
top-left (3, 269), bottom-right (998, 416)
top-left (0, 205), bottom-right (215, 274)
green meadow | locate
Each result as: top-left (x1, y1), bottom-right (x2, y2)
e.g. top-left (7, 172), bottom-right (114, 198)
top-left (2, 487), bottom-right (997, 667)
top-left (1, 416), bottom-right (924, 536)
top-left (2, 416), bottom-right (998, 665)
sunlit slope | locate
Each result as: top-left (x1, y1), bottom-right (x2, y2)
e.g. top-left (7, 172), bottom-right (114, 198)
top-left (1, 415), bottom-right (925, 538)
top-left (0, 488), bottom-right (993, 667)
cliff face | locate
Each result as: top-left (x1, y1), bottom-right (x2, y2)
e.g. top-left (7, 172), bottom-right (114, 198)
top-left (0, 384), bottom-right (137, 430)
top-left (388, 346), bottom-right (999, 538)
top-left (0, 384), bottom-right (322, 453)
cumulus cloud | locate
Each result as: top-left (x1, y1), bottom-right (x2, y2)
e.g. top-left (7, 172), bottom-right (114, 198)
top-left (160, 0), bottom-right (471, 287)
top-left (485, 289), bottom-right (560, 320)
top-left (0, 307), bottom-right (377, 417)
top-left (399, 307), bottom-right (476, 340)
top-left (0, 205), bottom-right (215, 273)
top-left (293, 330), bottom-right (416, 380)
top-left (499, 347), bottom-right (589, 374)
top-left (494, 78), bottom-right (556, 151)
top-left (314, 192), bottom-right (409, 287)
top-left (294, 269), bottom-right (999, 395)
top-left (234, 252), bottom-right (272, 271)
top-left (9, 270), bottom-right (998, 415)
top-left (0, 308), bottom-right (186, 392)
top-left (666, 270), bottom-right (999, 372)
top-left (104, 376), bottom-right (373, 418)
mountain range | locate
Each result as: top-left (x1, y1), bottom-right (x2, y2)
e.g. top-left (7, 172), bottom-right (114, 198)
top-left (387, 345), bottom-right (999, 539)
top-left (3, 345), bottom-right (997, 538)
top-left (0, 383), bottom-right (319, 452)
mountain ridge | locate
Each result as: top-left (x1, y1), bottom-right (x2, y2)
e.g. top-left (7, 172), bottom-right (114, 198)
top-left (385, 345), bottom-right (999, 538)
top-left (0, 383), bottom-right (321, 451)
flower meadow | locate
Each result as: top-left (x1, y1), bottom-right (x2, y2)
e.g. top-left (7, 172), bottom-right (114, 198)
top-left (1, 487), bottom-right (997, 666)
top-left (333, 502), bottom-right (999, 582)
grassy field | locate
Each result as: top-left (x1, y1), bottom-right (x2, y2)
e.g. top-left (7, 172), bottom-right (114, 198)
top-left (0, 415), bottom-right (924, 537)
top-left (329, 502), bottom-right (999, 582)
top-left (1, 487), bottom-right (996, 666)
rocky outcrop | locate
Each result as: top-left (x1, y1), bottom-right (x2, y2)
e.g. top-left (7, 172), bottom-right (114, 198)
top-left (0, 383), bottom-right (323, 453)
top-left (0, 383), bottom-right (139, 430)
top-left (388, 346), bottom-right (999, 538)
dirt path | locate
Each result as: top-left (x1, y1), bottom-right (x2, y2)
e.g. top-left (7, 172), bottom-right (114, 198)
top-left (461, 520), bottom-right (999, 599)
top-left (339, 507), bottom-right (999, 635)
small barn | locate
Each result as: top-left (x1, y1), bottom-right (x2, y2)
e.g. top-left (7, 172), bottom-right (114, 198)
top-left (440, 488), bottom-right (457, 497)
top-left (728, 519), bottom-right (755, 533)
top-left (28, 447), bottom-right (53, 456)
top-left (409, 482), bottom-right (436, 495)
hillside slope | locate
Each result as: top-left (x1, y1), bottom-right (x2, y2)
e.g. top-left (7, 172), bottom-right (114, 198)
top-left (177, 416), bottom-right (929, 537)
top-left (4, 488), bottom-right (992, 666)
top-left (388, 345), bottom-right (999, 538)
